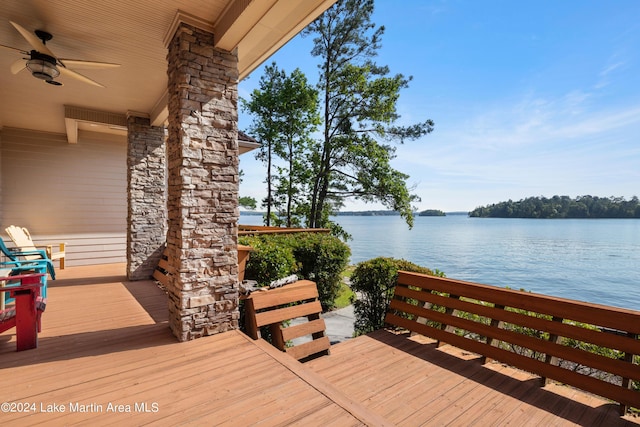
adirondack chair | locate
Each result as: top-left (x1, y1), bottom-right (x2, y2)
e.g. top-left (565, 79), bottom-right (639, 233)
top-left (0, 273), bottom-right (46, 351)
top-left (0, 238), bottom-right (52, 312)
top-left (0, 237), bottom-right (55, 281)
top-left (5, 225), bottom-right (65, 270)
top-left (0, 257), bottom-right (49, 312)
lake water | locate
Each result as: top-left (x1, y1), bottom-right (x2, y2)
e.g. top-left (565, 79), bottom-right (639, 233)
top-left (239, 214), bottom-right (640, 311)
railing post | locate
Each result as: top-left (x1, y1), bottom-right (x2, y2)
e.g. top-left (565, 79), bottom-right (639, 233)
top-left (482, 304), bottom-right (505, 364)
top-left (541, 316), bottom-right (564, 386)
top-left (437, 294), bottom-right (459, 348)
top-left (620, 332), bottom-right (638, 415)
top-left (243, 297), bottom-right (259, 340)
top-left (270, 323), bottom-right (286, 351)
top-left (415, 287), bottom-right (434, 328)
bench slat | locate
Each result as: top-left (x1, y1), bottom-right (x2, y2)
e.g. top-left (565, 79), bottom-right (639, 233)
top-left (286, 336), bottom-right (331, 360)
top-left (157, 258), bottom-right (170, 271)
top-left (152, 269), bottom-right (169, 286)
top-left (281, 318), bottom-right (327, 342)
top-left (243, 280), bottom-right (330, 361)
top-left (249, 281), bottom-right (319, 310)
top-left (254, 301), bottom-right (323, 328)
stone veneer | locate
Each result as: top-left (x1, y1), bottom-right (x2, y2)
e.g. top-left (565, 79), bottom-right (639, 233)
top-left (165, 23), bottom-right (240, 341)
top-left (0, 132), bottom-right (2, 226)
top-left (126, 115), bottom-right (167, 280)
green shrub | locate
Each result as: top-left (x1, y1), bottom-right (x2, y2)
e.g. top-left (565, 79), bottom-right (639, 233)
top-left (288, 233), bottom-right (350, 311)
top-left (350, 257), bottom-right (444, 336)
top-left (238, 236), bottom-right (298, 286)
top-left (239, 233), bottom-right (350, 310)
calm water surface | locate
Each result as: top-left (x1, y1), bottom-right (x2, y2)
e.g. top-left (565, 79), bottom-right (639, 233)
top-left (240, 214), bottom-right (640, 311)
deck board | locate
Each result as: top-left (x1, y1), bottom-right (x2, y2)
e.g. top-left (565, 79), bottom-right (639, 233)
top-left (0, 264), bottom-right (380, 426)
top-left (2, 264), bottom-right (639, 425)
top-left (306, 330), bottom-right (640, 426)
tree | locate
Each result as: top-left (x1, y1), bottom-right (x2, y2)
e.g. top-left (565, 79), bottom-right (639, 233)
top-left (271, 68), bottom-right (320, 227)
top-left (303, 0), bottom-right (434, 229)
top-left (242, 63), bottom-right (320, 226)
top-left (239, 196), bottom-right (257, 210)
top-left (468, 195), bottom-right (640, 218)
top-left (238, 170), bottom-right (257, 210)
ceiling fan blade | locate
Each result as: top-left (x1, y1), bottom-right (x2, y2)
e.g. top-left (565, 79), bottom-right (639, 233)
top-left (0, 43), bottom-right (28, 54)
top-left (58, 66), bottom-right (105, 88)
top-left (57, 59), bottom-right (120, 70)
top-left (9, 21), bottom-right (57, 58)
top-left (10, 58), bottom-right (27, 74)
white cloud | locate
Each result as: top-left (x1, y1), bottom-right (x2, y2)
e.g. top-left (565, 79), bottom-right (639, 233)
top-left (392, 87), bottom-right (640, 211)
top-left (595, 59), bottom-right (626, 89)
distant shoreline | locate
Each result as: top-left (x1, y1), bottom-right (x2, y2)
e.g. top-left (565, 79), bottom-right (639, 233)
top-left (240, 210), bottom-right (470, 217)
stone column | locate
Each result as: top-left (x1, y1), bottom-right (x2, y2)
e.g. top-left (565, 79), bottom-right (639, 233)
top-left (0, 129), bottom-right (4, 224)
top-left (165, 23), bottom-right (240, 341)
top-left (126, 115), bottom-right (167, 280)
top-left (0, 132), bottom-right (3, 226)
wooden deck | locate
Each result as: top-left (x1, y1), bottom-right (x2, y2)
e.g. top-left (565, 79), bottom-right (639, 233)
top-left (1, 263), bottom-right (638, 425)
top-left (307, 330), bottom-right (640, 426)
top-left (0, 264), bottom-right (384, 426)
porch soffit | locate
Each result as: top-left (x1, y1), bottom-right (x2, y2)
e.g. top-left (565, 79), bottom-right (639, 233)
top-left (151, 0), bottom-right (337, 127)
top-left (0, 0), bottom-right (336, 142)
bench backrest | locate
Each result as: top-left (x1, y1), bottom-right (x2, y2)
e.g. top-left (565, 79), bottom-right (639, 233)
top-left (385, 271), bottom-right (640, 414)
top-left (243, 280), bottom-right (330, 361)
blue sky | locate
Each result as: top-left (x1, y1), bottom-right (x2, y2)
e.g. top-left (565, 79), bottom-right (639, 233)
top-left (238, 0), bottom-right (640, 212)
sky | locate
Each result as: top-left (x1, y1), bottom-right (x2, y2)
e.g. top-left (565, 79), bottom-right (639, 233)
top-left (238, 0), bottom-right (640, 213)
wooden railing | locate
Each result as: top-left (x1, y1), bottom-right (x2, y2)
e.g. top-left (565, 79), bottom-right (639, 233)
top-left (385, 271), bottom-right (640, 414)
top-left (238, 225), bottom-right (330, 236)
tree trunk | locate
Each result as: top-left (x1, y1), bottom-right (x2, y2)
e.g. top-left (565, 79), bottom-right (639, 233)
top-left (265, 142), bottom-right (272, 226)
top-left (286, 139), bottom-right (293, 227)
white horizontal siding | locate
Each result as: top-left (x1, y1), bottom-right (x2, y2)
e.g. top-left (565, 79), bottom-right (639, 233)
top-left (1, 128), bottom-right (127, 266)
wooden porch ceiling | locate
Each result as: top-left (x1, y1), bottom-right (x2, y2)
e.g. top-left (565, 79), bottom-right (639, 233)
top-left (1, 264), bottom-right (638, 425)
top-left (0, 0), bottom-right (337, 136)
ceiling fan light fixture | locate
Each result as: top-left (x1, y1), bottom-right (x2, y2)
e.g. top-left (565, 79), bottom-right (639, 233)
top-left (26, 53), bottom-right (59, 81)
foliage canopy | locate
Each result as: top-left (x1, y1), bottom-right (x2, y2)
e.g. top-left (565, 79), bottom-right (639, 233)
top-left (303, 0), bottom-right (434, 229)
top-left (239, 233), bottom-right (350, 310)
top-left (242, 63), bottom-right (320, 226)
top-left (469, 195), bottom-right (640, 219)
top-left (350, 257), bottom-right (445, 336)
top-left (242, 0), bottom-right (434, 232)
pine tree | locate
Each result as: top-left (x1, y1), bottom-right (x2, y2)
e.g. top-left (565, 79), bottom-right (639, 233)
top-left (242, 63), bottom-right (320, 226)
top-left (303, 0), bottom-right (434, 228)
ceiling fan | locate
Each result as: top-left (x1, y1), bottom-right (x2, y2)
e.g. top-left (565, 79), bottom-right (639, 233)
top-left (0, 21), bottom-right (119, 87)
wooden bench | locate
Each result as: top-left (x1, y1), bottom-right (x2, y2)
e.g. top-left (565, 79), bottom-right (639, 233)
top-left (0, 273), bottom-right (46, 351)
top-left (243, 280), bottom-right (331, 361)
top-left (385, 271), bottom-right (640, 415)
